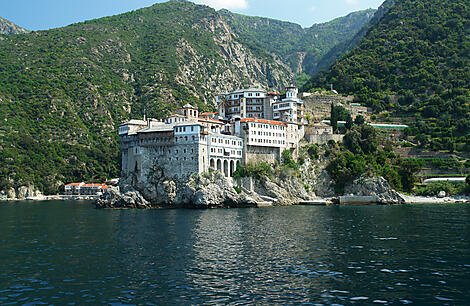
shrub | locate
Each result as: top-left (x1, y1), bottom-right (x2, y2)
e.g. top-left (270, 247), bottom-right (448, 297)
top-left (232, 161), bottom-right (273, 180)
top-left (415, 182), bottom-right (467, 196)
top-left (281, 150), bottom-right (299, 170)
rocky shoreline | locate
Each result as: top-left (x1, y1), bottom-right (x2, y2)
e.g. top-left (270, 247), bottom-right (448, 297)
top-left (94, 171), bottom-right (434, 209)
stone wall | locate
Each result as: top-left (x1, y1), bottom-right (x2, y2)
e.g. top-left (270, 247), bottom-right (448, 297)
top-left (305, 134), bottom-right (344, 144)
top-left (244, 145), bottom-right (281, 164)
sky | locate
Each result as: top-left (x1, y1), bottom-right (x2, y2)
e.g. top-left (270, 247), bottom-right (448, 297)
top-left (0, 0), bottom-right (385, 31)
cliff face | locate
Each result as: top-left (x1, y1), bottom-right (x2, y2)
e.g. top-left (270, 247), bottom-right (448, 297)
top-left (0, 17), bottom-right (28, 35)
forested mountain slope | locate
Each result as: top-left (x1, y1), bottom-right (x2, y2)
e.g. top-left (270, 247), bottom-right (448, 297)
top-left (221, 9), bottom-right (375, 75)
top-left (303, 0), bottom-right (470, 153)
top-left (0, 0), bottom-right (376, 194)
top-left (0, 1), bottom-right (293, 193)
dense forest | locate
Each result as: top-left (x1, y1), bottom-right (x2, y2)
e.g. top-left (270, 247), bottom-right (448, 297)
top-left (220, 8), bottom-right (375, 77)
top-left (303, 0), bottom-right (470, 153)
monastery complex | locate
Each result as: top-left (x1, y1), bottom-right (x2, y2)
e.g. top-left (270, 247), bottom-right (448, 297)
top-left (118, 86), bottom-right (305, 179)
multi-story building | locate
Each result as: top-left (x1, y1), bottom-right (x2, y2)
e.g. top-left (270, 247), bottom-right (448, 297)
top-left (216, 88), bottom-right (280, 120)
top-left (272, 86), bottom-right (304, 125)
top-left (119, 104), bottom-right (243, 179)
top-left (233, 118), bottom-right (287, 163)
top-left (118, 85), bottom-right (306, 180)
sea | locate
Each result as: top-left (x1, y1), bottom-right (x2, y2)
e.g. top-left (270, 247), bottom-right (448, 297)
top-left (0, 201), bottom-right (469, 305)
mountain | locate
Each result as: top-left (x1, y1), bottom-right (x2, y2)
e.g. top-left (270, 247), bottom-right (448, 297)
top-left (0, 17), bottom-right (29, 34)
top-left (311, 1), bottom-right (397, 75)
top-left (220, 9), bottom-right (376, 75)
top-left (303, 0), bottom-right (470, 153)
top-left (0, 0), bottom-right (375, 194)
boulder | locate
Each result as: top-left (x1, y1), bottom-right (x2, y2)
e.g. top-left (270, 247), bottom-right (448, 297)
top-left (344, 175), bottom-right (405, 204)
top-left (95, 186), bottom-right (150, 209)
top-left (7, 188), bottom-right (16, 199)
top-left (437, 191), bottom-right (446, 198)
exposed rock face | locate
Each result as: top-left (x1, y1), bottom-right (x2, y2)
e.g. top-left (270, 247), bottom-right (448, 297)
top-left (344, 175), bottom-right (405, 204)
top-left (96, 186), bottom-right (150, 209)
top-left (3, 185), bottom-right (43, 200)
top-left (0, 17), bottom-right (29, 35)
top-left (95, 167), bottom-right (320, 209)
top-left (313, 170), bottom-right (336, 198)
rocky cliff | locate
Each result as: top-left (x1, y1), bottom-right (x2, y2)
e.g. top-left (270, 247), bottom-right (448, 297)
top-left (96, 143), bottom-right (405, 209)
top-left (0, 17), bottom-right (28, 35)
top-left (96, 169), bottom-right (316, 209)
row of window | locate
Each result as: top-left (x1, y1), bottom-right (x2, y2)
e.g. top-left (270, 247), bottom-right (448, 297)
top-left (251, 130), bottom-right (285, 138)
top-left (139, 137), bottom-right (172, 144)
top-left (175, 126), bottom-right (197, 133)
top-left (175, 135), bottom-right (203, 142)
top-left (211, 138), bottom-right (242, 146)
top-left (248, 123), bottom-right (285, 130)
top-left (246, 99), bottom-right (264, 104)
top-left (250, 138), bottom-right (285, 145)
top-left (274, 103), bottom-right (293, 109)
top-left (209, 148), bottom-right (242, 156)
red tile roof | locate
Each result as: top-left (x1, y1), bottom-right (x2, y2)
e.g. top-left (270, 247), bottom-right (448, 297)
top-left (200, 112), bottom-right (218, 116)
top-left (197, 117), bottom-right (223, 124)
top-left (240, 118), bottom-right (286, 127)
top-left (66, 183), bottom-right (84, 186)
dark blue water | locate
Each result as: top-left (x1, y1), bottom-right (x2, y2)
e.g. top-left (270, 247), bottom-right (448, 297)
top-left (0, 201), bottom-right (469, 305)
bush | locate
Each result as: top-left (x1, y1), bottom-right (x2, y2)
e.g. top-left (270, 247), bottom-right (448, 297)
top-left (233, 162), bottom-right (273, 180)
top-left (305, 144), bottom-right (319, 159)
top-left (281, 150), bottom-right (298, 170)
top-left (415, 182), bottom-right (467, 197)
top-left (233, 186), bottom-right (242, 194)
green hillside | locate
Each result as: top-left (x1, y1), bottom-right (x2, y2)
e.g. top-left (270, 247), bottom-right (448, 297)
top-left (0, 1), bottom-right (376, 194)
top-left (221, 9), bottom-right (375, 76)
top-left (0, 0), bottom-right (295, 193)
top-left (303, 0), bottom-right (470, 153)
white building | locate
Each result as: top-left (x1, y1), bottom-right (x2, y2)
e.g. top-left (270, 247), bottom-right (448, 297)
top-left (217, 88), bottom-right (280, 120)
top-left (272, 86), bottom-right (304, 125)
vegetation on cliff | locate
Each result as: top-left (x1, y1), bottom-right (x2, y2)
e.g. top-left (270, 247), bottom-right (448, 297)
top-left (221, 8), bottom-right (375, 77)
top-left (0, 1), bottom-right (377, 194)
top-left (303, 0), bottom-right (470, 153)
top-left (326, 125), bottom-right (421, 193)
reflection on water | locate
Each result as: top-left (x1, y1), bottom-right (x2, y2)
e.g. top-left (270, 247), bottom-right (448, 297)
top-left (0, 201), bottom-right (469, 304)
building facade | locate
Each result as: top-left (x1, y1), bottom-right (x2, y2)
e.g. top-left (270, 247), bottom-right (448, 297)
top-left (119, 85), bottom-right (306, 180)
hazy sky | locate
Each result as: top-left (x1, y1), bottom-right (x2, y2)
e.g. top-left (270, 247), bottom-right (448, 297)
top-left (0, 0), bottom-right (385, 30)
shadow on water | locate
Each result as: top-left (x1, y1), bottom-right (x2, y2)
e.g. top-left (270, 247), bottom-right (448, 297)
top-left (0, 201), bottom-right (469, 304)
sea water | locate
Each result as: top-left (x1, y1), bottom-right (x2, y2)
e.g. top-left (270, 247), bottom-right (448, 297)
top-left (0, 201), bottom-right (469, 304)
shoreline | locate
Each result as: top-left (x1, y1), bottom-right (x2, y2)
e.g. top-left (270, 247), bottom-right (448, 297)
top-left (0, 195), bottom-right (99, 202)
top-left (399, 194), bottom-right (470, 204)
top-left (2, 194), bottom-right (469, 205)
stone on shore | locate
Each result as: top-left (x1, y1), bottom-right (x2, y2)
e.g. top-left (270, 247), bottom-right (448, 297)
top-left (344, 175), bottom-right (405, 204)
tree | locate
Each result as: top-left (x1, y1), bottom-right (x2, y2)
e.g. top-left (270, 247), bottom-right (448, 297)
top-left (354, 115), bottom-right (365, 125)
top-left (345, 114), bottom-right (353, 130)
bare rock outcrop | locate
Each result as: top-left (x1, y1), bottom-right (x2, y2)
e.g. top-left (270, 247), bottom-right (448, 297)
top-left (3, 185), bottom-right (43, 200)
top-left (95, 169), bottom-right (318, 209)
top-left (344, 175), bottom-right (405, 204)
top-left (96, 186), bottom-right (150, 209)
